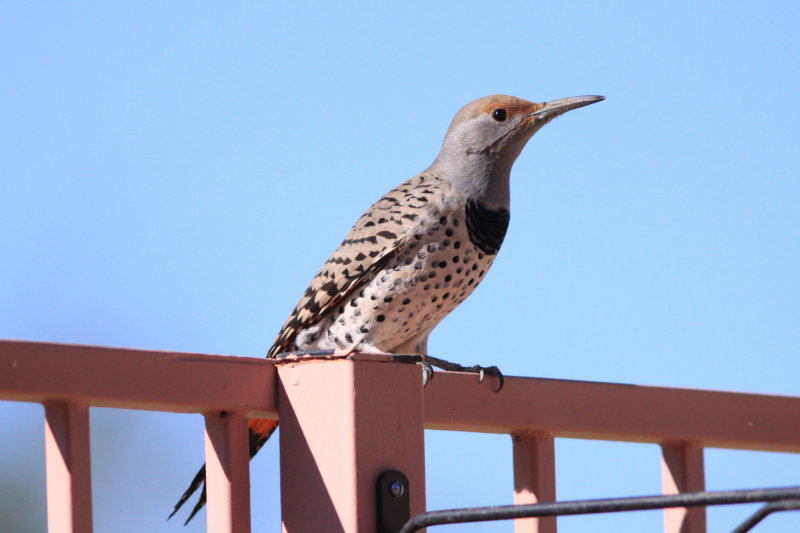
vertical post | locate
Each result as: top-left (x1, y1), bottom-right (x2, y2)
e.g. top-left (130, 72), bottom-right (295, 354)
top-left (44, 401), bottom-right (93, 533)
top-left (205, 411), bottom-right (252, 533)
top-left (661, 441), bottom-right (706, 533)
top-left (512, 431), bottom-right (557, 533)
top-left (278, 355), bottom-right (426, 533)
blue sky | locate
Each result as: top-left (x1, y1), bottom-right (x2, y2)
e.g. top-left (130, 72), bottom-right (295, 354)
top-left (1, 2), bottom-right (799, 532)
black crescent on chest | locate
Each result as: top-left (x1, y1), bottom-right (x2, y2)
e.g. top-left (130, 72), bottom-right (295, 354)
top-left (465, 198), bottom-right (510, 256)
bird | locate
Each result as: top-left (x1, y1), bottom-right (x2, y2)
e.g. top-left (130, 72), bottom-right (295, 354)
top-left (169, 93), bottom-right (604, 524)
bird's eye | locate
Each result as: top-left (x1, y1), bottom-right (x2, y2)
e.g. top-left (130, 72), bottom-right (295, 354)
top-left (492, 108), bottom-right (507, 122)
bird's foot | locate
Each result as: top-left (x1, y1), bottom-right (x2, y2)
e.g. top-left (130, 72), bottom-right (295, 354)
top-left (423, 355), bottom-right (504, 392)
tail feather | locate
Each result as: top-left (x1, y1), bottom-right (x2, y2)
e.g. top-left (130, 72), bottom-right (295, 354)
top-left (168, 419), bottom-right (280, 524)
top-left (168, 465), bottom-right (206, 521)
top-left (184, 483), bottom-right (207, 526)
top-left (247, 419), bottom-right (279, 457)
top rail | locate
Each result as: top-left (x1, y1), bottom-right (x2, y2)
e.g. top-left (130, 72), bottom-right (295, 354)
top-left (0, 340), bottom-right (277, 417)
top-left (2, 340), bottom-right (799, 453)
top-left (424, 372), bottom-right (800, 453)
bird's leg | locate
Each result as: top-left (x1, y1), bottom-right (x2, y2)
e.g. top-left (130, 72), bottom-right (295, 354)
top-left (423, 355), bottom-right (504, 392)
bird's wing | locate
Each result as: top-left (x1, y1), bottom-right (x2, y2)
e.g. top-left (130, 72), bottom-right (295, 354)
top-left (267, 174), bottom-right (447, 357)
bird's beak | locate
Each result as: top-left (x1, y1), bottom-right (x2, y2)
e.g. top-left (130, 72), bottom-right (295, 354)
top-left (528, 95), bottom-right (605, 121)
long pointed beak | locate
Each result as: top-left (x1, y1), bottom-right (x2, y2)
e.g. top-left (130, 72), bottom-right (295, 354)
top-left (530, 95), bottom-right (605, 120)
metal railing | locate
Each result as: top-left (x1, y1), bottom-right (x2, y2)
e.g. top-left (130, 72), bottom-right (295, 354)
top-left (399, 486), bottom-right (800, 532)
top-left (2, 340), bottom-right (799, 533)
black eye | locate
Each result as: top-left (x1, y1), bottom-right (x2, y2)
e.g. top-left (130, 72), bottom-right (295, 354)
top-left (492, 108), bottom-right (507, 122)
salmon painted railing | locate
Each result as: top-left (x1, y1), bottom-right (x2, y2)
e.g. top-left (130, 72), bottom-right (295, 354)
top-left (1, 340), bottom-right (799, 533)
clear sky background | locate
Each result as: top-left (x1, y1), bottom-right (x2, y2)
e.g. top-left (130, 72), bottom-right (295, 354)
top-left (1, 2), bottom-right (799, 532)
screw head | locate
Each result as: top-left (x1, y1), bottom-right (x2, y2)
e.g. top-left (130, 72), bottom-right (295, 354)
top-left (389, 480), bottom-right (405, 498)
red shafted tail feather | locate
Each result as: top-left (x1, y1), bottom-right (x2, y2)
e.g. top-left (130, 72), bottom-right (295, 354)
top-left (168, 418), bottom-right (279, 525)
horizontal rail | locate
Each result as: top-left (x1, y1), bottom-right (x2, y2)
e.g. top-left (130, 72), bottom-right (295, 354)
top-left (3, 342), bottom-right (800, 454)
top-left (423, 371), bottom-right (800, 453)
top-left (0, 341), bottom-right (277, 417)
top-left (399, 486), bottom-right (800, 532)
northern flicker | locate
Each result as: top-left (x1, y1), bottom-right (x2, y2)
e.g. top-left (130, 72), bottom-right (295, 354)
top-left (169, 93), bottom-right (604, 523)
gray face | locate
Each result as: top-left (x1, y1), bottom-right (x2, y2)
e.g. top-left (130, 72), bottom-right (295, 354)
top-left (429, 94), bottom-right (604, 208)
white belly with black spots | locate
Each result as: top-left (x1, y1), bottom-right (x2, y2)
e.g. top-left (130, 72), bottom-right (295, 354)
top-left (294, 211), bottom-right (496, 354)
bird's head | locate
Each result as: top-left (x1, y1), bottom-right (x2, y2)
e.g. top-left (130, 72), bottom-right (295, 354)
top-left (431, 94), bottom-right (604, 204)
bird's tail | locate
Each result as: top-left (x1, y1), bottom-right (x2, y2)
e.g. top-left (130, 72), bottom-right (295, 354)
top-left (168, 418), bottom-right (280, 525)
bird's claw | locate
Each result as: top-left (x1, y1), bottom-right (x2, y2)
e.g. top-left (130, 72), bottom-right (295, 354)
top-left (476, 365), bottom-right (504, 392)
top-left (420, 360), bottom-right (434, 388)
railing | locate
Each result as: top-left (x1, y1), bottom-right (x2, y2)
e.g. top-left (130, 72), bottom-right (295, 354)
top-left (1, 339), bottom-right (799, 533)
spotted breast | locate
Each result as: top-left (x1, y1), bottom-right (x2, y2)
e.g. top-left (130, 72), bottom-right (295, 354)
top-left (269, 171), bottom-right (506, 357)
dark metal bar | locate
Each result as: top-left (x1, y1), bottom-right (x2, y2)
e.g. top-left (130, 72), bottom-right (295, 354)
top-left (731, 498), bottom-right (800, 533)
top-left (399, 486), bottom-right (800, 533)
